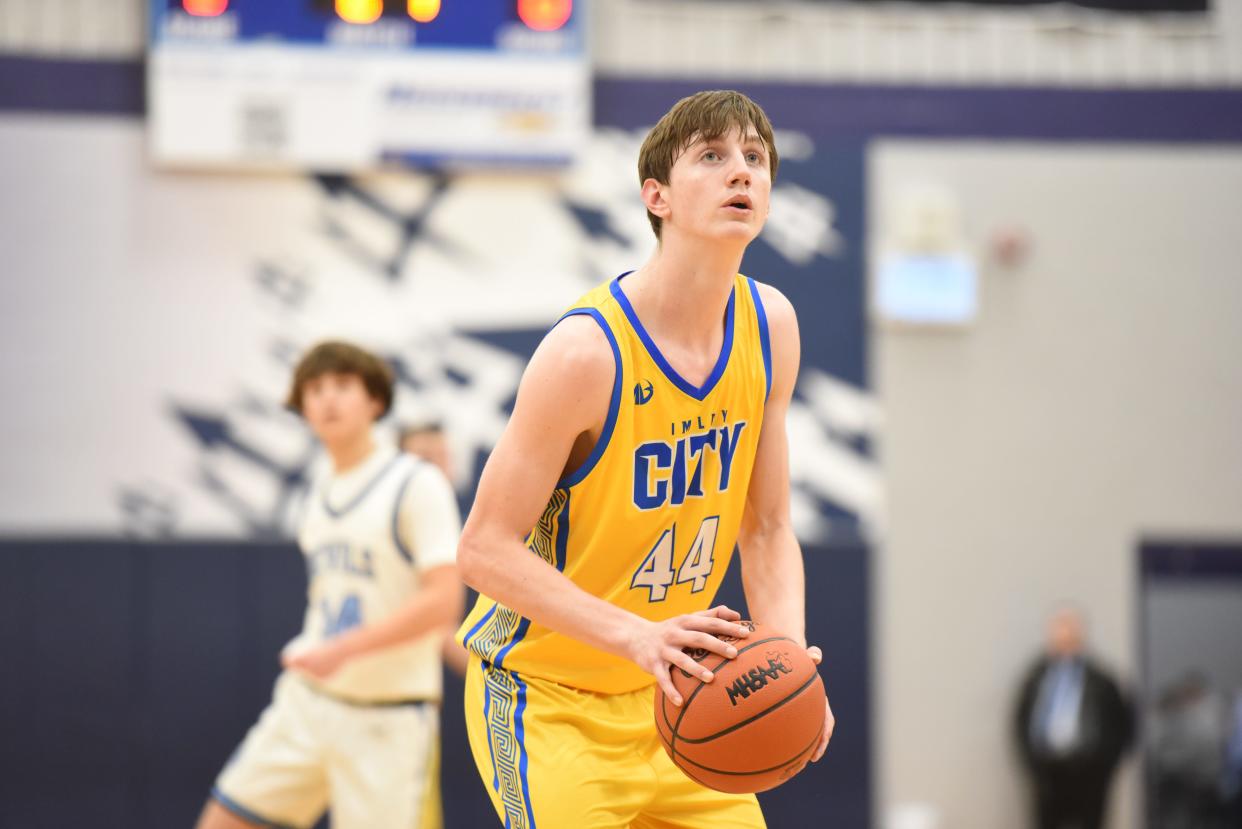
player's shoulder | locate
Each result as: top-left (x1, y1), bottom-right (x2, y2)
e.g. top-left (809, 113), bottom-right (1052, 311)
top-left (511, 310), bottom-right (618, 435)
top-left (402, 454), bottom-right (453, 498)
top-left (531, 310), bottom-right (618, 381)
top-left (744, 279), bottom-right (800, 397)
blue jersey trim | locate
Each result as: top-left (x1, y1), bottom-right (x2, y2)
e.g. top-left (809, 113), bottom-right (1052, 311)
top-left (609, 273), bottom-right (736, 402)
top-left (321, 453), bottom-right (405, 519)
top-left (555, 308), bottom-right (623, 489)
top-left (389, 460), bottom-right (422, 565)
top-left (462, 603), bottom-right (499, 652)
top-left (493, 618), bottom-right (530, 670)
top-left (211, 787), bottom-right (303, 829)
top-left (554, 493), bottom-right (570, 572)
top-left (482, 661), bottom-right (500, 793)
top-left (746, 277), bottom-right (773, 401)
top-left (514, 671), bottom-right (538, 829)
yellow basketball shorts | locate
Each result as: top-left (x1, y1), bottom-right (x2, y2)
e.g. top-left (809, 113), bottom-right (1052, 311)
top-left (464, 656), bottom-right (765, 829)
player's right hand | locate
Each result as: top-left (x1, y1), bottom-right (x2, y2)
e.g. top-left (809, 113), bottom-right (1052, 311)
top-left (629, 605), bottom-right (752, 707)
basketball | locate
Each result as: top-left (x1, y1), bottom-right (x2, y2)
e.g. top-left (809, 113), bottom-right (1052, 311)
top-left (655, 621), bottom-right (825, 794)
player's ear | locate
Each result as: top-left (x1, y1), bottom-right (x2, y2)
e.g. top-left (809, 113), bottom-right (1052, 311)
top-left (641, 178), bottom-right (671, 222)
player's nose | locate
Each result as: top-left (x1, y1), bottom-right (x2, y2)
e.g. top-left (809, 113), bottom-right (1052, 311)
top-left (725, 150), bottom-right (751, 187)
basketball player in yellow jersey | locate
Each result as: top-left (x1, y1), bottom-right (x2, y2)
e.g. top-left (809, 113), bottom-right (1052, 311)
top-left (456, 90), bottom-right (834, 828)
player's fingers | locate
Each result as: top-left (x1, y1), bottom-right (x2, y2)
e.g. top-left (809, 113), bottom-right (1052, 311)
top-left (813, 698), bottom-right (835, 761)
top-left (678, 630), bottom-right (739, 660)
top-left (684, 614), bottom-right (751, 640)
top-left (807, 645), bottom-right (823, 664)
top-left (701, 605), bottom-right (742, 622)
top-left (667, 648), bottom-right (714, 683)
top-left (656, 669), bottom-right (684, 707)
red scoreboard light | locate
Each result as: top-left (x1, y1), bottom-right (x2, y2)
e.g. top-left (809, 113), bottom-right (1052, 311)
top-left (182, 0), bottom-right (228, 17)
top-left (518, 0), bottom-right (572, 32)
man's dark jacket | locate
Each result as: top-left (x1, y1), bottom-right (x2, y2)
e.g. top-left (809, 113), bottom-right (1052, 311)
top-left (1014, 656), bottom-right (1134, 782)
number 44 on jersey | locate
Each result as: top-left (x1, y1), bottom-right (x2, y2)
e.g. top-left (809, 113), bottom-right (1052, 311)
top-left (630, 516), bottom-right (721, 602)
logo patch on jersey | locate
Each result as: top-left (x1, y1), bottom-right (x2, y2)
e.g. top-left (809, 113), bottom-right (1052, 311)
top-left (634, 380), bottom-right (654, 405)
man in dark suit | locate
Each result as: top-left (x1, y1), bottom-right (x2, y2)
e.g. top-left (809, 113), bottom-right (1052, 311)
top-left (1014, 605), bottom-right (1134, 829)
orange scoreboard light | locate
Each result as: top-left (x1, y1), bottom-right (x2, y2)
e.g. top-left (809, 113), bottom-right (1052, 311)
top-left (149, 1), bottom-right (588, 170)
top-left (518, 0), bottom-right (572, 31)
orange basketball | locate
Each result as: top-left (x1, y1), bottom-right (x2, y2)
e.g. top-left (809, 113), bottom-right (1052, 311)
top-left (654, 621), bottom-right (825, 794)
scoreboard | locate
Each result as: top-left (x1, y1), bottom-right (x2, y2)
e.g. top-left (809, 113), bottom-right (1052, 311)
top-left (148, 1), bottom-right (588, 170)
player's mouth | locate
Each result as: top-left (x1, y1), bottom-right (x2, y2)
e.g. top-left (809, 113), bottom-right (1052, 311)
top-left (722, 194), bottom-right (753, 215)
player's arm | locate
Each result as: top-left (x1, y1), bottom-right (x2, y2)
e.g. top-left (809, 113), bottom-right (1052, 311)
top-left (457, 315), bottom-right (749, 705)
top-left (736, 282), bottom-right (834, 760)
top-left (283, 465), bottom-right (464, 679)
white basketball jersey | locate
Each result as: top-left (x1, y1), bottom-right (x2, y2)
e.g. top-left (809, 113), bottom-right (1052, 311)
top-left (291, 446), bottom-right (458, 703)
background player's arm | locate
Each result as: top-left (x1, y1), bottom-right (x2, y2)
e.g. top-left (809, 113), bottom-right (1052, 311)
top-left (737, 282), bottom-right (834, 760)
top-left (457, 315), bottom-right (749, 705)
top-left (284, 465), bottom-right (463, 679)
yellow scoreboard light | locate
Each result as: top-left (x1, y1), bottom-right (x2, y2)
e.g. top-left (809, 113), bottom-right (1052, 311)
top-left (407, 0), bottom-right (441, 24)
top-left (335, 0), bottom-right (382, 24)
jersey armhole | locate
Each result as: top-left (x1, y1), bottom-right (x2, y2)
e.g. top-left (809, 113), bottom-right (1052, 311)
top-left (555, 307), bottom-right (623, 489)
top-left (746, 277), bottom-right (773, 401)
top-left (390, 459), bottom-right (421, 565)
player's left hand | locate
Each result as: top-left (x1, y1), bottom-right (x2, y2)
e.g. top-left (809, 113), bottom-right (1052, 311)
top-left (807, 645), bottom-right (835, 762)
top-left (282, 640), bottom-right (350, 680)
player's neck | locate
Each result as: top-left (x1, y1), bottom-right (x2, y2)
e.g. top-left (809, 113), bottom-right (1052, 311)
top-left (630, 237), bottom-right (743, 347)
top-left (324, 431), bottom-right (377, 475)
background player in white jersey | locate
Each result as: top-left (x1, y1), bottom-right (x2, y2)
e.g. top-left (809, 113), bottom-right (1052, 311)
top-left (196, 341), bottom-right (463, 829)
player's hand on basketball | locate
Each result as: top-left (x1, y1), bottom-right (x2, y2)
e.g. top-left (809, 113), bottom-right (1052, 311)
top-left (281, 640), bottom-right (350, 680)
top-left (806, 645), bottom-right (835, 761)
top-left (631, 605), bottom-right (752, 707)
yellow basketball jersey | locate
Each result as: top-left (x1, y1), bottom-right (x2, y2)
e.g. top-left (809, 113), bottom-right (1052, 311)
top-left (457, 272), bottom-right (773, 694)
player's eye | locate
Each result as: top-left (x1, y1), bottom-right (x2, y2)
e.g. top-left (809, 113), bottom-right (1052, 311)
top-left (702, 150), bottom-right (719, 162)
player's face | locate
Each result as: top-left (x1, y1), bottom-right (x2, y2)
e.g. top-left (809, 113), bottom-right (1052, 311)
top-left (662, 127), bottom-right (772, 244)
top-left (301, 372), bottom-right (381, 445)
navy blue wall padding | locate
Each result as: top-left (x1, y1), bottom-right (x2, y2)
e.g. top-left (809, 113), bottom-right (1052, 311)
top-left (0, 57), bottom-right (145, 115)
top-left (0, 539), bottom-right (868, 827)
top-left (715, 540), bottom-right (873, 828)
top-left (5, 57), bottom-right (1242, 145)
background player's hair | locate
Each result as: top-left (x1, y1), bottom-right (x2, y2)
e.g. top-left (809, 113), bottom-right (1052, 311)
top-left (398, 419), bottom-right (445, 444)
top-left (285, 340), bottom-right (395, 418)
top-left (637, 89), bottom-right (779, 240)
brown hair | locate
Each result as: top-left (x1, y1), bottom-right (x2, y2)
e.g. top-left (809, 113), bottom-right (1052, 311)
top-left (285, 340), bottom-right (395, 418)
top-left (637, 89), bottom-right (779, 239)
top-left (398, 420), bottom-right (444, 443)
